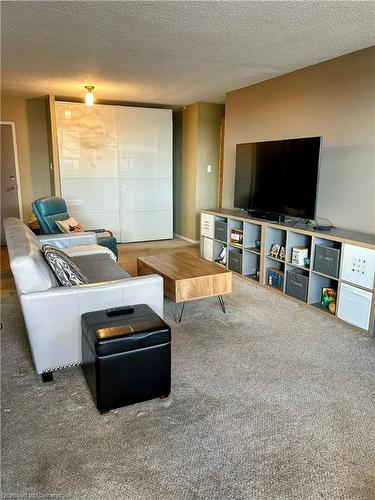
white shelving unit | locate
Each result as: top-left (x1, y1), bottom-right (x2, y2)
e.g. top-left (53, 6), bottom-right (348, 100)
top-left (200, 209), bottom-right (375, 336)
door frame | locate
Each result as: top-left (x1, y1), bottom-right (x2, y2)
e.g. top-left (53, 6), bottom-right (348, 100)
top-left (1, 121), bottom-right (23, 221)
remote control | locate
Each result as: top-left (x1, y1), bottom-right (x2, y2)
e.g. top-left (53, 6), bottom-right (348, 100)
top-left (106, 306), bottom-right (135, 317)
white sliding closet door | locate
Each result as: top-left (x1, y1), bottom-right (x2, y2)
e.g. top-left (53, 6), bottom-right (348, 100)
top-left (55, 102), bottom-right (173, 243)
top-left (118, 107), bottom-right (173, 242)
top-left (55, 102), bottom-right (121, 240)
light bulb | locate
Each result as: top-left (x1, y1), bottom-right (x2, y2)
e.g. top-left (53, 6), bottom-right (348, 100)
top-left (84, 86), bottom-right (94, 106)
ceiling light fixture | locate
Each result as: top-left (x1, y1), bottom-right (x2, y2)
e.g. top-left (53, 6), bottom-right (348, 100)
top-left (84, 86), bottom-right (95, 106)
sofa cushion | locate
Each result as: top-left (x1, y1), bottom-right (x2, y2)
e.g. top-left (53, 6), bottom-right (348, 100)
top-left (72, 254), bottom-right (129, 283)
top-left (42, 245), bottom-right (89, 286)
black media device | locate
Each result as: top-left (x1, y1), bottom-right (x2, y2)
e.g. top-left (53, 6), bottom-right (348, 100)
top-left (106, 306), bottom-right (135, 317)
top-left (234, 137), bottom-right (321, 221)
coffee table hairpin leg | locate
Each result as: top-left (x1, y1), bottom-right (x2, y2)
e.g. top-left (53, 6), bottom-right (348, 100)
top-left (175, 296), bottom-right (226, 323)
top-left (175, 302), bottom-right (185, 323)
top-left (218, 295), bottom-right (226, 313)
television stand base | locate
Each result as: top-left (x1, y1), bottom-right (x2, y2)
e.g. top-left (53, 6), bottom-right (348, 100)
top-left (250, 211), bottom-right (285, 223)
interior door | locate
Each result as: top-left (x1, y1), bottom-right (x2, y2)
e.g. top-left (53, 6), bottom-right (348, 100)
top-left (1, 123), bottom-right (21, 245)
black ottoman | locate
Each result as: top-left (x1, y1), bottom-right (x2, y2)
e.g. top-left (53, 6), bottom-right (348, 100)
top-left (81, 304), bottom-right (171, 413)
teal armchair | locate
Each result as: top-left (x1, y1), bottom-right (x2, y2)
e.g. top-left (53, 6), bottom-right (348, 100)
top-left (32, 197), bottom-right (118, 258)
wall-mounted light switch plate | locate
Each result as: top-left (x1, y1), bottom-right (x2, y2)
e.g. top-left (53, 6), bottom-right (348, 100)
top-left (207, 164), bottom-right (212, 173)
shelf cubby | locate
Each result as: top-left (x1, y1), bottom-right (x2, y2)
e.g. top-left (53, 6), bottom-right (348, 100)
top-left (308, 273), bottom-right (338, 315)
top-left (243, 222), bottom-right (262, 254)
top-left (243, 251), bottom-right (260, 282)
top-left (228, 218), bottom-right (243, 247)
top-left (286, 231), bottom-right (312, 269)
top-left (311, 236), bottom-right (342, 279)
top-left (213, 240), bottom-right (227, 268)
top-left (227, 245), bottom-right (242, 274)
top-left (265, 226), bottom-right (287, 263)
top-left (214, 215), bottom-right (228, 243)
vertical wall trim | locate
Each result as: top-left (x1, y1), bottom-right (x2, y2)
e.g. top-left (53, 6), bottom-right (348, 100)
top-left (46, 95), bottom-right (61, 196)
top-left (218, 117), bottom-right (225, 209)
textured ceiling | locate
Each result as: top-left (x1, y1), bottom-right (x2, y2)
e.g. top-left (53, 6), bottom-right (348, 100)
top-left (1, 1), bottom-right (374, 106)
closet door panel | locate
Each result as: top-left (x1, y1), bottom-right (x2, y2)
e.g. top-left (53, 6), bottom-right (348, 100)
top-left (120, 210), bottom-right (173, 242)
top-left (118, 107), bottom-right (171, 143)
top-left (56, 102), bottom-right (117, 143)
top-left (59, 141), bottom-right (117, 178)
top-left (119, 178), bottom-right (172, 211)
top-left (61, 178), bottom-right (119, 212)
top-left (118, 143), bottom-right (172, 178)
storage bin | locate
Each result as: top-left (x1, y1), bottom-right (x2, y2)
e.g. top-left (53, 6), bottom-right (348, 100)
top-left (313, 244), bottom-right (340, 278)
top-left (81, 304), bottom-right (171, 413)
top-left (215, 221), bottom-right (227, 242)
top-left (285, 270), bottom-right (309, 302)
top-left (266, 267), bottom-right (284, 290)
top-left (228, 250), bottom-right (242, 274)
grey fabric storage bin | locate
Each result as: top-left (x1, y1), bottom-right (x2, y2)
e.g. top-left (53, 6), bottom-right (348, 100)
top-left (228, 250), bottom-right (242, 274)
top-left (215, 221), bottom-right (227, 242)
top-left (286, 270), bottom-right (309, 302)
top-left (313, 245), bottom-right (340, 278)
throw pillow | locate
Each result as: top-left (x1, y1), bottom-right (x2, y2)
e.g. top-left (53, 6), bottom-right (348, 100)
top-left (42, 245), bottom-right (89, 286)
top-left (56, 217), bottom-right (84, 233)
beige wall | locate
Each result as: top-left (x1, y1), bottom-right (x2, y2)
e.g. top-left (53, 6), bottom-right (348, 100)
top-left (1, 95), bottom-right (51, 221)
top-left (223, 47), bottom-right (375, 234)
top-left (175, 102), bottom-right (224, 241)
top-left (180, 103), bottom-right (199, 240)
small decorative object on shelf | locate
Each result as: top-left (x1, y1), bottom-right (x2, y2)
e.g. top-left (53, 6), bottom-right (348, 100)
top-left (230, 228), bottom-right (243, 245)
top-left (292, 246), bottom-right (309, 266)
top-left (255, 239), bottom-right (261, 249)
top-left (248, 270), bottom-right (260, 281)
top-left (267, 267), bottom-right (284, 289)
top-left (304, 257), bottom-right (311, 266)
top-left (270, 243), bottom-right (281, 258)
top-left (321, 287), bottom-right (337, 314)
top-left (279, 246), bottom-right (286, 261)
top-left (215, 245), bottom-right (227, 266)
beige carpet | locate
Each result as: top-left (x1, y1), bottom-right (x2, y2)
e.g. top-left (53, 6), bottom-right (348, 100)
top-left (2, 276), bottom-right (375, 499)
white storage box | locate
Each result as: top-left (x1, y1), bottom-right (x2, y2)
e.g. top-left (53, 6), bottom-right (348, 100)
top-left (292, 246), bottom-right (308, 266)
top-left (203, 237), bottom-right (214, 261)
top-left (337, 283), bottom-right (373, 330)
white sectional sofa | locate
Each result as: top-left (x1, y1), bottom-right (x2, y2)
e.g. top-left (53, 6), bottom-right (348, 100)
top-left (3, 217), bottom-right (164, 380)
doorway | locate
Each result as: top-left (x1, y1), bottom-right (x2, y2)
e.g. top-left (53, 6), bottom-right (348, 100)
top-left (1, 122), bottom-right (22, 245)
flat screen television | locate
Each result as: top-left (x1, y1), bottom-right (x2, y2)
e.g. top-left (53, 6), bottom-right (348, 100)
top-left (234, 137), bottom-right (321, 220)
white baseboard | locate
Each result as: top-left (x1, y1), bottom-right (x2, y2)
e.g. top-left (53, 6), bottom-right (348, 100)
top-left (174, 233), bottom-right (200, 245)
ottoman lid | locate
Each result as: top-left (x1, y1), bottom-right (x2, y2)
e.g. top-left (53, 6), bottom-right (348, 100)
top-left (82, 304), bottom-right (171, 356)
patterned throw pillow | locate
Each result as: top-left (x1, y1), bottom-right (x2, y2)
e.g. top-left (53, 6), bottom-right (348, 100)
top-left (56, 217), bottom-right (84, 233)
top-left (42, 245), bottom-right (89, 286)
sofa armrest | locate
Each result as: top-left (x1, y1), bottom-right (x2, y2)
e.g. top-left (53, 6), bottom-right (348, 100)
top-left (19, 274), bottom-right (164, 373)
top-left (37, 231), bottom-right (97, 248)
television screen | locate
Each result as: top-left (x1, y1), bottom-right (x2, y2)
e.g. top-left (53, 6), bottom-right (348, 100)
top-left (234, 137), bottom-right (321, 220)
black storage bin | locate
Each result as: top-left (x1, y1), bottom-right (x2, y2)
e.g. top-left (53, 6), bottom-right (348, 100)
top-left (228, 250), bottom-right (242, 274)
top-left (313, 245), bottom-right (341, 278)
top-left (286, 270), bottom-right (309, 302)
top-left (215, 220), bottom-right (227, 242)
top-left (81, 304), bottom-right (171, 413)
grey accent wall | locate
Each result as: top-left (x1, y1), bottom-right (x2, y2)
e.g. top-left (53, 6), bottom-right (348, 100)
top-left (223, 47), bottom-right (375, 234)
top-left (1, 95), bottom-right (51, 221)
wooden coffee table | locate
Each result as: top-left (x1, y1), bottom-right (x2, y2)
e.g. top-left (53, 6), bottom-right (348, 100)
top-left (137, 252), bottom-right (232, 322)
